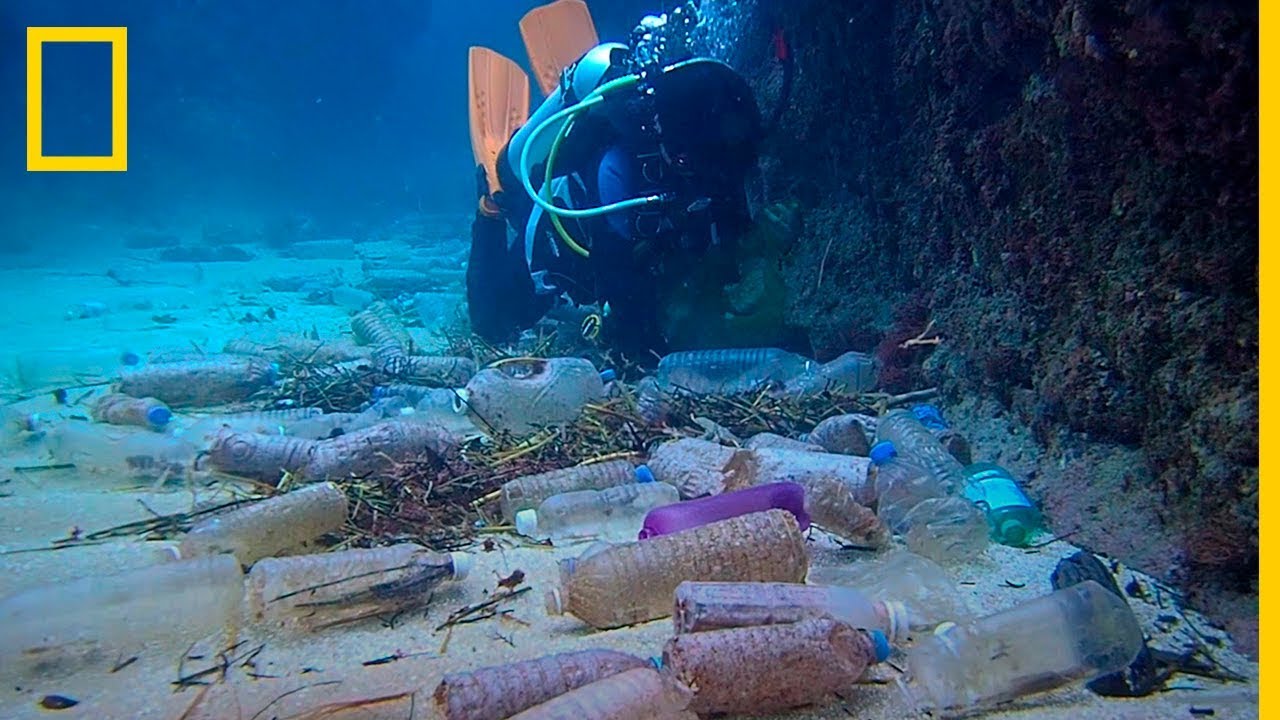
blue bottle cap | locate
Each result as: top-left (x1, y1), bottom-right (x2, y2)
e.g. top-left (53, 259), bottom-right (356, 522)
top-left (599, 368), bottom-right (617, 383)
top-left (648, 655), bottom-right (664, 670)
top-left (869, 629), bottom-right (891, 662)
top-left (371, 386), bottom-right (389, 399)
top-left (146, 405), bottom-right (173, 428)
top-left (634, 464), bottom-right (655, 483)
top-left (120, 351), bottom-right (141, 366)
top-left (869, 441), bottom-right (897, 464)
top-left (911, 403), bottom-right (948, 430)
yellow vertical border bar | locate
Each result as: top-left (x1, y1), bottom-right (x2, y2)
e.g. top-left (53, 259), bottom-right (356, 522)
top-left (25, 26), bottom-right (127, 172)
top-left (1262, 0), bottom-right (1273, 717)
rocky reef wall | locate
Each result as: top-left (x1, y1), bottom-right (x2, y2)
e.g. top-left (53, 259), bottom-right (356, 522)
top-left (706, 0), bottom-right (1257, 623)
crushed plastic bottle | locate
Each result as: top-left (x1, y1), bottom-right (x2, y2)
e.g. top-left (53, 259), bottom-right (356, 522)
top-left (499, 460), bottom-right (643, 523)
top-left (674, 581), bottom-right (909, 642)
top-left (905, 580), bottom-right (1145, 713)
top-left (901, 495), bottom-right (990, 565)
top-left (462, 357), bottom-right (604, 436)
top-left (963, 462), bottom-right (1041, 547)
top-left (433, 648), bottom-right (649, 720)
top-left (178, 482), bottom-right (349, 566)
top-left (45, 420), bottom-right (197, 483)
top-left (547, 509), bottom-right (808, 629)
top-left (516, 482), bottom-right (680, 543)
top-left (662, 617), bottom-right (889, 715)
top-left (247, 544), bottom-right (471, 632)
top-left (638, 481), bottom-right (809, 539)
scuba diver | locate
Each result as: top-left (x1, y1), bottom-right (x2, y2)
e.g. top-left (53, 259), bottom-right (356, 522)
top-left (465, 0), bottom-right (767, 358)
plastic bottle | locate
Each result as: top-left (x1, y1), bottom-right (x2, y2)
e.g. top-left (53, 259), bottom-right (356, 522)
top-left (784, 350), bottom-right (877, 395)
top-left (351, 302), bottom-right (413, 349)
top-left (739, 447), bottom-right (875, 503)
top-left (874, 409), bottom-right (967, 494)
top-left (662, 618), bottom-right (889, 716)
top-left (499, 459), bottom-right (645, 523)
top-left (246, 544), bottom-right (471, 631)
top-left (963, 462), bottom-right (1041, 547)
top-left (382, 355), bottom-right (478, 387)
top-left (45, 420), bottom-right (197, 482)
top-left (507, 667), bottom-right (694, 720)
top-left (183, 407), bottom-right (325, 439)
top-left (200, 428), bottom-right (319, 483)
top-left (743, 432), bottom-right (823, 452)
top-left (802, 413), bottom-right (872, 455)
top-left (808, 549), bottom-right (971, 633)
top-left (645, 438), bottom-right (742, 498)
top-left (301, 420), bottom-right (457, 482)
top-left (902, 495), bottom-right (990, 565)
top-left (462, 357), bottom-right (605, 436)
top-left (905, 580), bottom-right (1145, 713)
top-left (870, 441), bottom-right (947, 531)
top-left (654, 347), bottom-right (816, 395)
top-left (178, 482), bottom-right (349, 566)
top-left (516, 482), bottom-right (680, 543)
top-left (638, 481), bottom-right (809, 539)
top-left (433, 649), bottom-right (650, 720)
top-left (799, 473), bottom-right (890, 548)
top-left (674, 581), bottom-right (909, 642)
top-left (0, 555), bottom-right (243, 682)
top-left (91, 392), bottom-right (172, 429)
top-left (118, 357), bottom-right (278, 408)
top-left (911, 403), bottom-right (974, 465)
top-left (547, 509), bottom-right (808, 629)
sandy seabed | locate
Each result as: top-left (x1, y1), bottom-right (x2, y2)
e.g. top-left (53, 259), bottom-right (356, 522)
top-left (0, 234), bottom-right (1259, 720)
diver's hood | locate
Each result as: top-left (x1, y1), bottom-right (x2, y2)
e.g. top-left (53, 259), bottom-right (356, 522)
top-left (647, 58), bottom-right (763, 186)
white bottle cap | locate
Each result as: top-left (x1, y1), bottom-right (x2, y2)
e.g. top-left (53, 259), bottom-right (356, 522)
top-left (451, 388), bottom-right (469, 414)
top-left (514, 509), bottom-right (538, 538)
top-left (545, 588), bottom-right (565, 615)
top-left (448, 552), bottom-right (473, 581)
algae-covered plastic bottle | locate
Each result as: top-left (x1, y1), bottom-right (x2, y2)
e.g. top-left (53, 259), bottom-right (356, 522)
top-left (963, 462), bottom-right (1041, 547)
top-left (515, 481), bottom-right (680, 543)
top-left (673, 581), bottom-right (910, 642)
top-left (546, 509), bottom-right (809, 629)
top-left (499, 459), bottom-right (646, 523)
top-left (905, 580), bottom-right (1144, 713)
top-left (178, 481), bottom-right (348, 566)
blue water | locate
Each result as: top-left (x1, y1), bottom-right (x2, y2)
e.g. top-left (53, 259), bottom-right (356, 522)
top-left (0, 0), bottom-right (655, 247)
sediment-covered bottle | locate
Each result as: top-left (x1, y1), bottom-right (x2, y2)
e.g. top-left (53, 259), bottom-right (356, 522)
top-left (301, 420), bottom-right (456, 481)
top-left (905, 580), bottom-right (1145, 712)
top-left (462, 357), bottom-right (604, 436)
top-left (178, 481), bottom-right (348, 566)
top-left (673, 581), bottom-right (908, 642)
top-left (638, 482), bottom-right (809, 539)
top-left (662, 617), bottom-right (889, 715)
top-left (516, 482), bottom-right (680, 543)
top-left (432, 648), bottom-right (649, 720)
top-left (800, 472), bottom-right (889, 548)
top-left (0, 554), bottom-right (243, 681)
top-left (547, 509), bottom-right (809, 629)
top-left (117, 356), bottom-right (278, 408)
top-left (499, 459), bottom-right (641, 523)
top-left (246, 544), bottom-right (471, 631)
top-left (201, 428), bottom-right (318, 483)
top-left (351, 302), bottom-right (413, 349)
top-left (804, 413), bottom-right (873, 455)
top-left (734, 446), bottom-right (875, 503)
top-left (507, 667), bottom-right (695, 720)
top-left (743, 432), bottom-right (823, 452)
top-left (91, 392), bottom-right (172, 429)
top-left (645, 438), bottom-right (742, 498)
top-left (380, 355), bottom-right (478, 387)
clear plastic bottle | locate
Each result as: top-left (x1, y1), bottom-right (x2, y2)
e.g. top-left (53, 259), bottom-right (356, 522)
top-left (874, 409), bottom-right (967, 494)
top-left (462, 357), bottom-right (605, 436)
top-left (654, 347), bottom-right (816, 395)
top-left (45, 420), bottom-right (197, 482)
top-left (500, 459), bottom-right (643, 523)
top-left (673, 581), bottom-right (909, 642)
top-left (963, 462), bottom-right (1041, 547)
top-left (638, 481), bottom-right (809, 539)
top-left (902, 496), bottom-right (990, 565)
top-left (516, 482), bottom-right (680, 543)
top-left (0, 554), bottom-right (243, 682)
top-left (905, 580), bottom-right (1145, 713)
top-left (546, 509), bottom-right (809, 629)
top-left (784, 351), bottom-right (877, 395)
top-left (178, 481), bottom-right (349, 566)
top-left (809, 549), bottom-right (971, 633)
top-left (246, 544), bottom-right (471, 632)
top-left (870, 440), bottom-right (947, 531)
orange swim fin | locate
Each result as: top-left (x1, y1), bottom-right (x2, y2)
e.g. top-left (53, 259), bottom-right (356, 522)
top-left (519, 0), bottom-right (600, 96)
top-left (468, 47), bottom-right (530, 213)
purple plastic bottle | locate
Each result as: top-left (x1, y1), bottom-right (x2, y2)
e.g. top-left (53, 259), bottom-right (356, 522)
top-left (638, 482), bottom-right (809, 539)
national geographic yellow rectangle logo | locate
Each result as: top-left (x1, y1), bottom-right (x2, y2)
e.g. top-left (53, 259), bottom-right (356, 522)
top-left (27, 27), bottom-right (128, 172)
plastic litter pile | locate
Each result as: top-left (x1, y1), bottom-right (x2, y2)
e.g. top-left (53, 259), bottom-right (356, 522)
top-left (0, 320), bottom-right (1248, 718)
